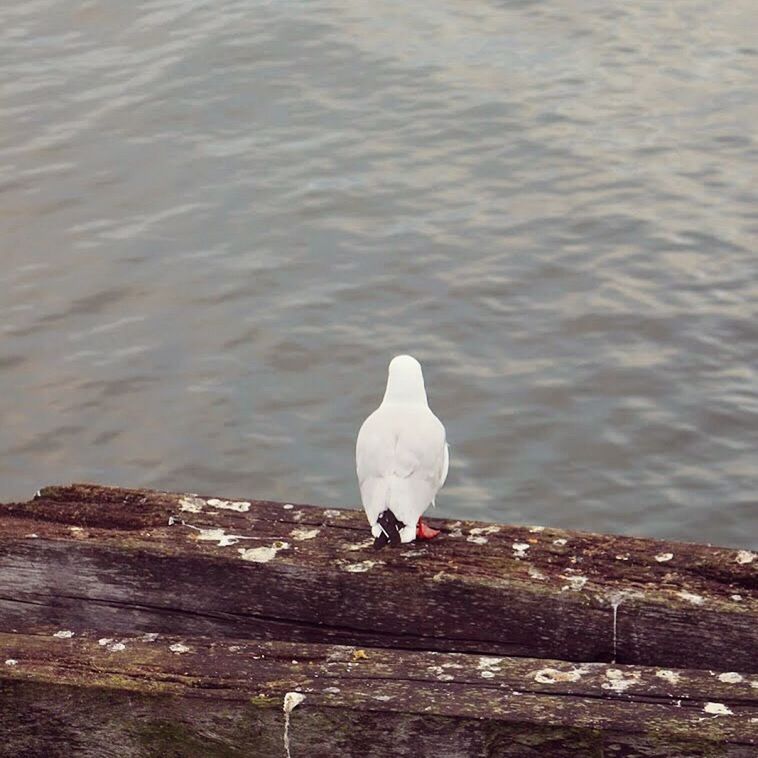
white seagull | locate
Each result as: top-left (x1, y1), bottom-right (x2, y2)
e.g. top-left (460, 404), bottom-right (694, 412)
top-left (356, 355), bottom-right (449, 548)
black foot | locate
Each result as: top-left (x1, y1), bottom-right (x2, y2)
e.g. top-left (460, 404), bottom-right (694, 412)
top-left (373, 532), bottom-right (390, 550)
top-left (376, 510), bottom-right (404, 548)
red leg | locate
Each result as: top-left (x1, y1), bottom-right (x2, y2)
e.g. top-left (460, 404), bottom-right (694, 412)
top-left (416, 518), bottom-right (440, 540)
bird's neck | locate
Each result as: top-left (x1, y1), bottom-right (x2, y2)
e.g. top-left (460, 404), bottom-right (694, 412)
top-left (382, 385), bottom-right (428, 406)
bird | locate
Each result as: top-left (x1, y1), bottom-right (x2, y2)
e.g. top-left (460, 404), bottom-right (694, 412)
top-left (356, 354), bottom-right (449, 549)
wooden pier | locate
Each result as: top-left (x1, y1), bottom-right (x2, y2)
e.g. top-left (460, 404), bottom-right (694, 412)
top-left (1, 483), bottom-right (756, 756)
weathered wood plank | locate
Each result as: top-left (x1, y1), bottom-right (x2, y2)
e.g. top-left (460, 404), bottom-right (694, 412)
top-left (1, 483), bottom-right (755, 672)
top-left (2, 631), bottom-right (755, 757)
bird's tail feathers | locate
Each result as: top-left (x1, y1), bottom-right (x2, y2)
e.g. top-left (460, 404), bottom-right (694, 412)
top-left (373, 509), bottom-right (405, 550)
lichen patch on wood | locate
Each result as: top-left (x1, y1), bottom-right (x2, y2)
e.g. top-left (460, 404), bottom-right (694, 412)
top-left (718, 673), bottom-right (744, 684)
top-left (290, 528), bottom-right (320, 541)
top-left (513, 542), bottom-right (531, 559)
top-left (343, 560), bottom-right (381, 573)
top-left (656, 670), bottom-right (681, 685)
top-left (678, 591), bottom-right (705, 606)
top-left (238, 542), bottom-right (289, 562)
top-left (561, 575), bottom-right (588, 592)
top-left (704, 702), bottom-right (734, 716)
top-left (193, 527), bottom-right (250, 547)
top-left (602, 668), bottom-right (641, 693)
top-left (533, 667), bottom-right (588, 684)
top-left (207, 498), bottom-right (251, 513)
top-left (344, 538), bottom-right (374, 551)
top-left (179, 496), bottom-right (205, 513)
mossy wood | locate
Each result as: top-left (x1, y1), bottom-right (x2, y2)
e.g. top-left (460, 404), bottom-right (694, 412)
top-left (1, 631), bottom-right (756, 757)
top-left (0, 483), bottom-right (756, 756)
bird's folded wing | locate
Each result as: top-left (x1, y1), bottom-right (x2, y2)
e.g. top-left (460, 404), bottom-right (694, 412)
top-left (356, 408), bottom-right (447, 526)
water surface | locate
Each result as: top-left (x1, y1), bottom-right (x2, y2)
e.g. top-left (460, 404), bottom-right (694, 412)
top-left (2, 0), bottom-right (757, 547)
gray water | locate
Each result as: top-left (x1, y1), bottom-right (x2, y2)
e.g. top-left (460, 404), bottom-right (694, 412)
top-left (1, 0), bottom-right (756, 548)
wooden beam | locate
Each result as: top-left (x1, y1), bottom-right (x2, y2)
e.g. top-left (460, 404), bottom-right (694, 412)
top-left (2, 631), bottom-right (755, 757)
top-left (1, 484), bottom-right (754, 671)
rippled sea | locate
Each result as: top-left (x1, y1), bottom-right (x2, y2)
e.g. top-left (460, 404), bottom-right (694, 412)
top-left (2, 1), bottom-right (756, 548)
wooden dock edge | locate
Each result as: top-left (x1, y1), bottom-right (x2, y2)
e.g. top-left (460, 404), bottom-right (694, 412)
top-left (1, 483), bottom-right (756, 756)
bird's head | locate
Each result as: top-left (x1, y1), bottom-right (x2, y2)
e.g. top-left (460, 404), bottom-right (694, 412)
top-left (383, 354), bottom-right (428, 405)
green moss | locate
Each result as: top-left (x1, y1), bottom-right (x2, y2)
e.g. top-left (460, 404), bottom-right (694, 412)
top-left (634, 732), bottom-right (734, 758)
top-left (483, 722), bottom-right (603, 756)
top-left (248, 694), bottom-right (278, 709)
top-left (133, 719), bottom-right (247, 758)
top-left (645, 714), bottom-right (735, 745)
top-left (64, 672), bottom-right (183, 698)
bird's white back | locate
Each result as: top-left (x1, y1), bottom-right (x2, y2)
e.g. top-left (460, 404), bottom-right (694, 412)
top-left (356, 356), bottom-right (448, 542)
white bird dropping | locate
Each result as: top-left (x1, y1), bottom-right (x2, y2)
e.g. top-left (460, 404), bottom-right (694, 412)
top-left (356, 355), bottom-right (449, 547)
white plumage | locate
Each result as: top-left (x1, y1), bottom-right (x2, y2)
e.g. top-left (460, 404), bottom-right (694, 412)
top-left (356, 355), bottom-right (449, 543)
